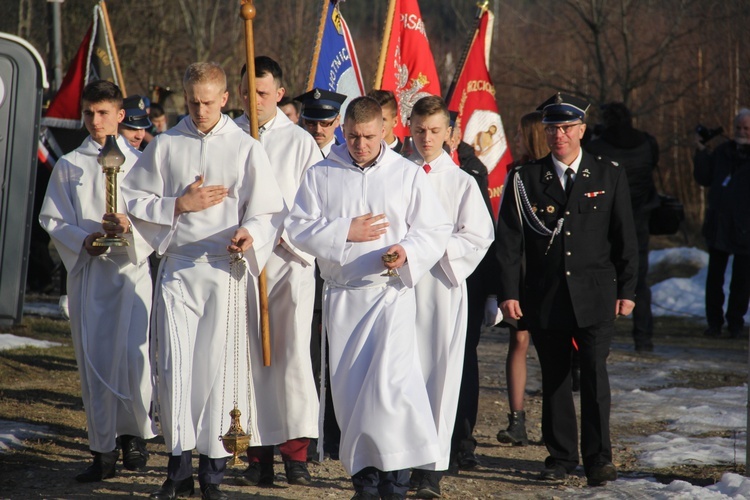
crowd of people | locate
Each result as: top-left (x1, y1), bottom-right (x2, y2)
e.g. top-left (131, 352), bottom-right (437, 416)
top-left (35, 54), bottom-right (750, 500)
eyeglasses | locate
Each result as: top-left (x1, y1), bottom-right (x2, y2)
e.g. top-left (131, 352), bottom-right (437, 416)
top-left (304, 118), bottom-right (337, 128)
top-left (544, 123), bottom-right (582, 136)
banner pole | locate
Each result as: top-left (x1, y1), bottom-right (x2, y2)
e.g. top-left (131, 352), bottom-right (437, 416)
top-left (98, 0), bottom-right (126, 96)
top-left (373, 0), bottom-right (397, 89)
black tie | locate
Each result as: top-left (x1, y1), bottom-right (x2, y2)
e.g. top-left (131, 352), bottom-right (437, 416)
top-left (564, 168), bottom-right (575, 198)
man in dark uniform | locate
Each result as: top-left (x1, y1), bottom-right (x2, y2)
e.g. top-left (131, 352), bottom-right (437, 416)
top-left (587, 102), bottom-right (659, 352)
top-left (296, 88), bottom-right (347, 158)
top-left (496, 93), bottom-right (637, 487)
top-left (118, 95), bottom-right (152, 151)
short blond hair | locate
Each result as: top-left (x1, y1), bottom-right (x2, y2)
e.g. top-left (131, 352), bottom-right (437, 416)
top-left (183, 62), bottom-right (227, 92)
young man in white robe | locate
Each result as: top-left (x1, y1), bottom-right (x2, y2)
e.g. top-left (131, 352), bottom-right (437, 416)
top-left (39, 80), bottom-right (156, 483)
top-left (121, 62), bottom-right (286, 500)
top-left (407, 96), bottom-right (495, 498)
top-left (285, 96), bottom-right (453, 500)
top-left (234, 56), bottom-right (322, 487)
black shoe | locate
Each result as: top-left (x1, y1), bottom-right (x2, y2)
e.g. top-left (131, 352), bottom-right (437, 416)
top-left (409, 469), bottom-right (425, 490)
top-left (586, 461), bottom-right (617, 486)
top-left (121, 435), bottom-right (149, 471)
top-left (236, 462), bottom-right (274, 486)
top-left (284, 460), bottom-right (311, 485)
top-left (456, 449), bottom-right (479, 470)
top-left (415, 470), bottom-right (441, 498)
top-left (704, 325), bottom-right (722, 338)
top-left (74, 450), bottom-right (118, 482)
top-left (497, 410), bottom-right (529, 446)
top-left (538, 463), bottom-right (567, 482)
top-left (634, 341), bottom-right (654, 353)
top-left (150, 477), bottom-right (195, 499)
top-left (350, 492), bottom-right (379, 500)
top-left (729, 326), bottom-right (746, 339)
top-left (200, 483), bottom-right (228, 500)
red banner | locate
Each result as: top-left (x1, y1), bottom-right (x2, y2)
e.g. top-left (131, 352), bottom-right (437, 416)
top-left (447, 8), bottom-right (512, 217)
top-left (376, 0), bottom-right (440, 138)
top-left (42, 2), bottom-right (121, 129)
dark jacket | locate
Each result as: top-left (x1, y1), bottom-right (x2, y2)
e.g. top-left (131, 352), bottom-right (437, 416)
top-left (694, 140), bottom-right (750, 254)
top-left (586, 125), bottom-right (660, 215)
top-left (496, 152), bottom-right (638, 330)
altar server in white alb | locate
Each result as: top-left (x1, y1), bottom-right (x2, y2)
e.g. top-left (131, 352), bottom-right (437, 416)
top-left (407, 96), bottom-right (495, 498)
top-left (121, 62), bottom-right (286, 500)
top-left (39, 80), bottom-right (156, 483)
top-left (285, 96), bottom-right (453, 500)
top-left (234, 56), bottom-right (322, 487)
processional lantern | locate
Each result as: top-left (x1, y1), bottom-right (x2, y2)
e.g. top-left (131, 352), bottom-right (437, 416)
top-left (93, 134), bottom-right (129, 247)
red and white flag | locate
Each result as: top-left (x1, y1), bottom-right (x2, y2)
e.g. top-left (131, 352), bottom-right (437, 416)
top-left (42, 1), bottom-right (123, 129)
top-left (374, 0), bottom-right (440, 138)
top-left (447, 5), bottom-right (512, 217)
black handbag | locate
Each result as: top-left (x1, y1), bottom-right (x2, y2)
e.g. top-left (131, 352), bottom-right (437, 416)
top-left (649, 194), bottom-right (685, 235)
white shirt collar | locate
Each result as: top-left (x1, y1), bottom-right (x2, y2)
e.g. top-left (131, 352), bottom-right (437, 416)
top-left (320, 138), bottom-right (335, 158)
top-left (551, 147), bottom-right (583, 186)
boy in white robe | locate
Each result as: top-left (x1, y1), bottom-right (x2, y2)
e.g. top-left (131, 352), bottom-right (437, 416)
top-left (234, 57), bottom-right (322, 487)
top-left (285, 96), bottom-right (453, 500)
top-left (39, 80), bottom-right (156, 483)
top-left (407, 96), bottom-right (495, 498)
top-left (121, 62), bottom-right (286, 500)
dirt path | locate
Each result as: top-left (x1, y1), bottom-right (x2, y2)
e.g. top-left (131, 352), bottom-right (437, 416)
top-left (1, 315), bottom-right (746, 499)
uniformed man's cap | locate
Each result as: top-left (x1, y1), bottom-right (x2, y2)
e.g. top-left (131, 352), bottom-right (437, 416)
top-left (295, 88), bottom-right (347, 121)
top-left (122, 95), bottom-right (152, 129)
top-left (537, 92), bottom-right (590, 124)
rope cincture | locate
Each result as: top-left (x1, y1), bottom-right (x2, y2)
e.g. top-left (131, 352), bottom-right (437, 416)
top-left (512, 172), bottom-right (565, 255)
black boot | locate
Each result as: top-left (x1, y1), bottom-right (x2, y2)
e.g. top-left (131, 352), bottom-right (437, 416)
top-left (121, 435), bottom-right (149, 471)
top-left (75, 450), bottom-right (119, 482)
top-left (496, 410), bottom-right (528, 446)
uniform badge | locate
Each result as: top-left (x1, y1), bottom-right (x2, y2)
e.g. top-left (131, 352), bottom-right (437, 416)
top-left (138, 99), bottom-right (145, 110)
top-left (543, 171), bottom-right (554, 181)
top-left (581, 168), bottom-right (591, 178)
top-left (546, 205), bottom-right (555, 213)
top-left (314, 89), bottom-right (321, 99)
top-left (531, 204), bottom-right (538, 214)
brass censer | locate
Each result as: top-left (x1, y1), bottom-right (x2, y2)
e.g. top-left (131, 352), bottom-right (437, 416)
top-left (220, 407), bottom-right (251, 466)
top-left (219, 253), bottom-right (253, 466)
top-left (93, 135), bottom-right (129, 247)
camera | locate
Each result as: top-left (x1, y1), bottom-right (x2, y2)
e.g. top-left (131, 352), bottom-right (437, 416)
top-left (696, 124), bottom-right (724, 144)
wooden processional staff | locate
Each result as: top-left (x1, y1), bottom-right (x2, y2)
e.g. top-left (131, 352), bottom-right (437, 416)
top-left (239, 0), bottom-right (272, 368)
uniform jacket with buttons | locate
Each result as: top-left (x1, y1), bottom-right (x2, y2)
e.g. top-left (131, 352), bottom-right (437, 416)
top-left (496, 151), bottom-right (638, 330)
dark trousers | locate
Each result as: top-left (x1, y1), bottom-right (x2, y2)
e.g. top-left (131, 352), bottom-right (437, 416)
top-left (450, 284), bottom-right (484, 455)
top-left (352, 467), bottom-right (409, 497)
top-left (166, 451), bottom-right (227, 488)
top-left (706, 248), bottom-right (750, 330)
top-left (531, 320), bottom-right (614, 473)
top-left (247, 438), bottom-right (309, 463)
top-left (632, 211), bottom-right (653, 347)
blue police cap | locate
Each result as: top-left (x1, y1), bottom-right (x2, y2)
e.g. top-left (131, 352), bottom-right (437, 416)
top-left (537, 92), bottom-right (590, 124)
top-left (295, 88), bottom-right (347, 121)
top-left (122, 95), bottom-right (152, 130)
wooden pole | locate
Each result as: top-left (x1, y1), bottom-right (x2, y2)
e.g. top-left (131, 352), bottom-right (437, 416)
top-left (240, 0), bottom-right (271, 367)
top-left (373, 0), bottom-right (397, 89)
top-left (98, 0), bottom-right (126, 96)
top-left (445, 0), bottom-right (487, 104)
top-left (306, 0), bottom-right (329, 91)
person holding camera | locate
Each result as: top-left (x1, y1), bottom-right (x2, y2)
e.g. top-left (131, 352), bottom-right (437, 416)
top-left (694, 109), bottom-right (750, 339)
